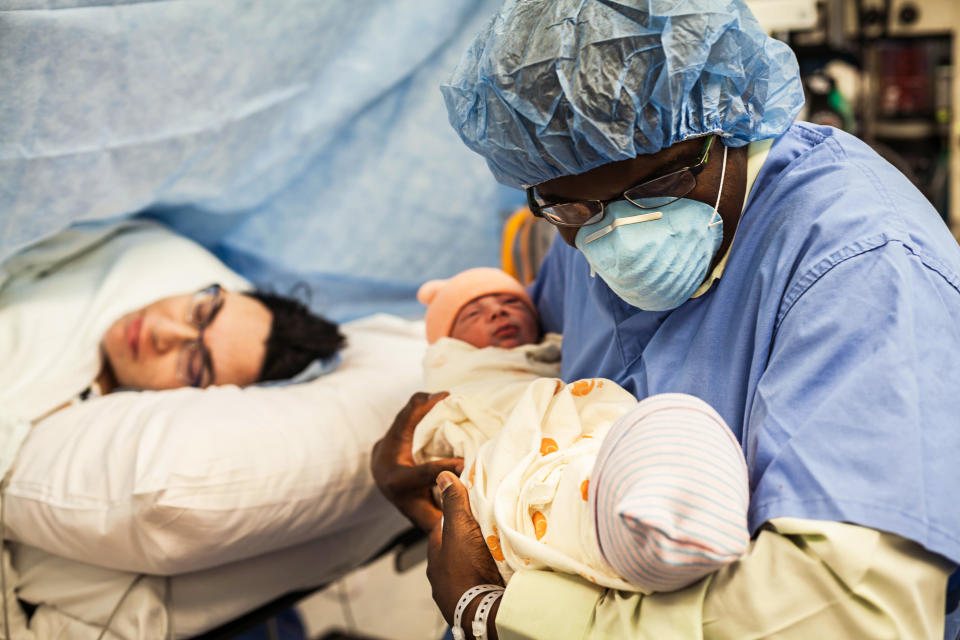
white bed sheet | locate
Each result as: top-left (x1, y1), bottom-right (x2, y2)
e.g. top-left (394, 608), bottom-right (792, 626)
top-left (11, 502), bottom-right (408, 639)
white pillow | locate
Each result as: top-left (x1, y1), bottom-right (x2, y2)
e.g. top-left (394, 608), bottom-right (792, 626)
top-left (1, 222), bottom-right (428, 574)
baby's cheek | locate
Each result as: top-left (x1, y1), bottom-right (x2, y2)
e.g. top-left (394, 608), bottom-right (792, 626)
top-left (521, 318), bottom-right (540, 344)
top-left (450, 324), bottom-right (484, 348)
top-left (462, 325), bottom-right (496, 349)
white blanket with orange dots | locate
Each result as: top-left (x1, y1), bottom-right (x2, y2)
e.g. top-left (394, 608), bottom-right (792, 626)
top-left (412, 335), bottom-right (642, 591)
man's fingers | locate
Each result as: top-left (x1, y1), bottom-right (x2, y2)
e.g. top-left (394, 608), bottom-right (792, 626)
top-left (388, 458), bottom-right (464, 492)
top-left (406, 497), bottom-right (443, 533)
top-left (438, 471), bottom-right (475, 539)
top-left (412, 391), bottom-right (450, 422)
top-left (421, 457), bottom-right (465, 481)
top-left (390, 392), bottom-right (431, 440)
top-left (388, 391), bottom-right (451, 443)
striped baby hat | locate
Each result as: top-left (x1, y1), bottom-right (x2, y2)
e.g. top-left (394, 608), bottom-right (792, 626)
top-left (590, 393), bottom-right (750, 592)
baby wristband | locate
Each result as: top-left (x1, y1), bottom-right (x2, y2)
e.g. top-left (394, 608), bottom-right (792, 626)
top-left (472, 589), bottom-right (504, 640)
top-left (452, 584), bottom-right (503, 640)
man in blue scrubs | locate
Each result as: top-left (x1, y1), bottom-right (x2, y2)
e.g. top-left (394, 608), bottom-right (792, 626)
top-left (372, 0), bottom-right (960, 637)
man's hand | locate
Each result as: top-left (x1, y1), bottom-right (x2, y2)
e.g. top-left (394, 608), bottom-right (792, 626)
top-left (371, 391), bottom-right (463, 532)
top-left (427, 471), bottom-right (504, 627)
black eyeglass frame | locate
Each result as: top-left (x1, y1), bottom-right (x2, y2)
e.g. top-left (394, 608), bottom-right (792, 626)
top-left (176, 283), bottom-right (224, 388)
top-left (526, 135), bottom-right (717, 229)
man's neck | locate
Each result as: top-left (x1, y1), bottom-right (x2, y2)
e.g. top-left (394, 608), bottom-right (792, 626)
top-left (709, 145), bottom-right (748, 273)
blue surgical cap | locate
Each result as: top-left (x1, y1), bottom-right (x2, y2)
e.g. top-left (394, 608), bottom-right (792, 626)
top-left (441, 0), bottom-right (805, 189)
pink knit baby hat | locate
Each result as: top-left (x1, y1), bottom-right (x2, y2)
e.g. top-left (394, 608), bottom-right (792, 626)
top-left (591, 393), bottom-right (750, 592)
top-left (417, 267), bottom-right (533, 344)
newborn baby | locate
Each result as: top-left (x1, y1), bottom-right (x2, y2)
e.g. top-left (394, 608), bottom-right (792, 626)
top-left (413, 268), bottom-right (750, 592)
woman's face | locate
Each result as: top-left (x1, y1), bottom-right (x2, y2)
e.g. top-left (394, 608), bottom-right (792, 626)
top-left (101, 289), bottom-right (271, 390)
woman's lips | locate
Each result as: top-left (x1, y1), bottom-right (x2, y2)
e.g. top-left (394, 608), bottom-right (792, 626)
top-left (126, 313), bottom-right (143, 359)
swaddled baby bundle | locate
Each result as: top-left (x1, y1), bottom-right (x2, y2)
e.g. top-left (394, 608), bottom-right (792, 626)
top-left (413, 337), bottom-right (750, 592)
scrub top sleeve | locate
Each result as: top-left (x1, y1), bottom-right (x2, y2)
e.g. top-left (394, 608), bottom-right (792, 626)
top-left (528, 236), bottom-right (571, 335)
top-left (746, 239), bottom-right (960, 565)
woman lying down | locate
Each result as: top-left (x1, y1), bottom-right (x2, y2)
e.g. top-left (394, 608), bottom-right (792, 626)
top-left (41, 276), bottom-right (344, 422)
top-left (409, 268), bottom-right (750, 593)
top-left (1, 219), bottom-right (345, 428)
top-left (93, 284), bottom-right (342, 395)
top-left (0, 220), bottom-right (400, 639)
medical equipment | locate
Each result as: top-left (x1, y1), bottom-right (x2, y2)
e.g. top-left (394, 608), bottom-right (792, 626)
top-left (785, 0), bottom-right (960, 234)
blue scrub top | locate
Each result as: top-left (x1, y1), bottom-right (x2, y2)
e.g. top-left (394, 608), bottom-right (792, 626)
top-left (530, 122), bottom-right (960, 569)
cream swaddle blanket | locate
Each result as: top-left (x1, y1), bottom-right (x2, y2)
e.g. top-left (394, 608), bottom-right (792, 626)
top-left (412, 336), bottom-right (751, 593)
top-left (412, 334), bottom-right (642, 590)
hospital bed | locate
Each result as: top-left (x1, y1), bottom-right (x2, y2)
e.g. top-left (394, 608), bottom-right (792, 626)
top-left (11, 529), bottom-right (427, 640)
top-left (0, 204), bottom-right (552, 640)
top-left (0, 218), bottom-right (430, 637)
top-left (0, 1), bottom-right (524, 637)
top-left (190, 527), bottom-right (428, 640)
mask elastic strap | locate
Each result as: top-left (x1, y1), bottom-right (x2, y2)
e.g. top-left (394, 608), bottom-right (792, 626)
top-left (709, 144), bottom-right (728, 227)
top-left (584, 211), bottom-right (663, 244)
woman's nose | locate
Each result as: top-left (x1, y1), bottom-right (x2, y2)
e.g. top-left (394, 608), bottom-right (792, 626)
top-left (151, 317), bottom-right (199, 355)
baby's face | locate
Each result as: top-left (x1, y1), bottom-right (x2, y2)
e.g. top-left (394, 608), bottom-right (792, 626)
top-left (450, 293), bottom-right (539, 349)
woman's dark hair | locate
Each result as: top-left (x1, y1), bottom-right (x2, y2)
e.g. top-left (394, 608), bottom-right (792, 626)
top-left (246, 291), bottom-right (346, 383)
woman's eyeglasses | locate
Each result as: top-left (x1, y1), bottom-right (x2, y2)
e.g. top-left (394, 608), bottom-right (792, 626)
top-left (526, 135), bottom-right (716, 229)
top-left (176, 283), bottom-right (224, 388)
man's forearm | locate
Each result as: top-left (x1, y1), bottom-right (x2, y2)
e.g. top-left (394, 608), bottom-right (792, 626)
top-left (496, 517), bottom-right (954, 640)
